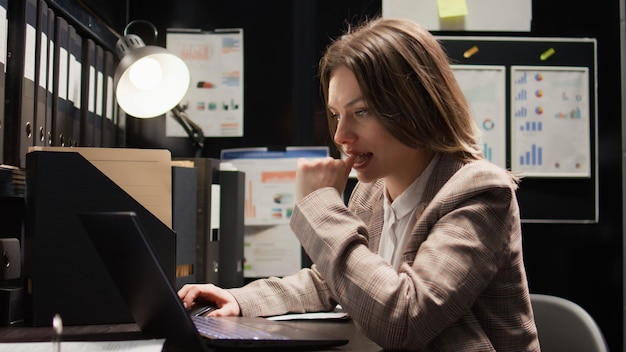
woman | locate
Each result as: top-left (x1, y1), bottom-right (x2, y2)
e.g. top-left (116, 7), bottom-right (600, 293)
top-left (179, 17), bottom-right (540, 351)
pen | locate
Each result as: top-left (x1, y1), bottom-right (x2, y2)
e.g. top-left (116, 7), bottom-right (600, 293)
top-left (52, 313), bottom-right (63, 352)
top-left (192, 305), bottom-right (217, 317)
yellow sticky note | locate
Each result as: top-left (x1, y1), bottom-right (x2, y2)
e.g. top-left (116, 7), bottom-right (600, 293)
top-left (438, 0), bottom-right (468, 18)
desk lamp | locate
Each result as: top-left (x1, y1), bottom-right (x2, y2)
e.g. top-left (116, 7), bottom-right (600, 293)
top-left (114, 20), bottom-right (205, 156)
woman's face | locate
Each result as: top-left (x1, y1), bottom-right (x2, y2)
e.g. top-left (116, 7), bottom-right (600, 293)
top-left (328, 66), bottom-right (431, 199)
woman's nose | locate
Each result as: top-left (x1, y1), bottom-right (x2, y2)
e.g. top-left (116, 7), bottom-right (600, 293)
top-left (333, 117), bottom-right (356, 145)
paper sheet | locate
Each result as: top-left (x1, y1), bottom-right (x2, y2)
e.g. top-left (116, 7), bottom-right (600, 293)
top-left (0, 339), bottom-right (165, 352)
top-left (267, 305), bottom-right (350, 321)
top-left (451, 65), bottom-right (507, 169)
top-left (267, 312), bottom-right (350, 321)
top-left (510, 66), bottom-right (591, 177)
top-left (382, 0), bottom-right (532, 32)
top-left (166, 29), bottom-right (244, 137)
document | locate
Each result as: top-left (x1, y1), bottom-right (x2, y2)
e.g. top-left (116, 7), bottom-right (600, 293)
top-left (510, 66), bottom-right (591, 177)
top-left (267, 311), bottom-right (350, 321)
top-left (267, 305), bottom-right (350, 321)
top-left (0, 339), bottom-right (165, 352)
top-left (166, 28), bottom-right (244, 137)
top-left (451, 65), bottom-right (507, 169)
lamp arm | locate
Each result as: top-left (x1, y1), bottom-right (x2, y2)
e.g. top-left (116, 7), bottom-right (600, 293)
top-left (170, 104), bottom-right (205, 157)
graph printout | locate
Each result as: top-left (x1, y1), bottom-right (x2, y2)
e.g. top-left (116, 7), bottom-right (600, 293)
top-left (510, 66), bottom-right (591, 177)
top-left (166, 29), bottom-right (244, 137)
top-left (452, 65), bottom-right (507, 169)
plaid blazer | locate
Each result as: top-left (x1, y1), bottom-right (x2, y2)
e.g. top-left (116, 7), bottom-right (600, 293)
top-left (229, 153), bottom-right (540, 351)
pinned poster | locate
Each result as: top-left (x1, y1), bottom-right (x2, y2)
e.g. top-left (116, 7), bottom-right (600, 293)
top-left (166, 28), bottom-right (244, 137)
top-left (510, 66), bottom-right (591, 178)
top-left (451, 64), bottom-right (506, 169)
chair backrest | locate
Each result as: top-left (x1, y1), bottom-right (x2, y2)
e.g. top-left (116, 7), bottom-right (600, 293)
top-left (530, 293), bottom-right (609, 352)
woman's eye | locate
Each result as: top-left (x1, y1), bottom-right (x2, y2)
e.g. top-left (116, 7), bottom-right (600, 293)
top-left (355, 109), bottom-right (369, 118)
top-left (330, 113), bottom-right (340, 120)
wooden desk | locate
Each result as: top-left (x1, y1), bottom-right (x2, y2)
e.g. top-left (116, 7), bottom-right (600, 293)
top-left (0, 319), bottom-right (383, 351)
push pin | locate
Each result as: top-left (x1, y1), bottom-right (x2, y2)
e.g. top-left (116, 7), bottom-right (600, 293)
top-left (540, 47), bottom-right (555, 61)
top-left (463, 45), bottom-right (479, 59)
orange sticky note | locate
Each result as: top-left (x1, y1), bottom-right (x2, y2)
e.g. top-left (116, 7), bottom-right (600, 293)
top-left (438, 0), bottom-right (468, 18)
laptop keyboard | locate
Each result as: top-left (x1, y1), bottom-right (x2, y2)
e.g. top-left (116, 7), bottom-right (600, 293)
top-left (192, 316), bottom-right (290, 340)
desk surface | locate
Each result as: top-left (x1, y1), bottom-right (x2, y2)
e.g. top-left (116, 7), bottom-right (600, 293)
top-left (0, 319), bottom-right (382, 351)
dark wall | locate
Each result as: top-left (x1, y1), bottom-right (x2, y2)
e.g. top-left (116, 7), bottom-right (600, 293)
top-left (114, 0), bottom-right (379, 159)
top-left (523, 2), bottom-right (623, 351)
top-left (127, 0), bottom-right (297, 157)
top-left (81, 0), bottom-right (623, 351)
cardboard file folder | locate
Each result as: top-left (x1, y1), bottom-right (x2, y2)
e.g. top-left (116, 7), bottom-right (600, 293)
top-left (173, 158), bottom-right (221, 285)
top-left (217, 169), bottom-right (245, 289)
top-left (102, 50), bottom-right (115, 147)
top-left (93, 44), bottom-right (104, 147)
top-left (0, 0), bottom-right (7, 162)
top-left (24, 149), bottom-right (175, 326)
top-left (172, 160), bottom-right (245, 288)
top-left (7, 0), bottom-right (37, 166)
top-left (33, 0), bottom-right (48, 147)
top-left (29, 146), bottom-right (172, 227)
top-left (172, 164), bottom-right (198, 289)
top-left (44, 6), bottom-right (55, 146)
top-left (52, 15), bottom-right (71, 146)
top-left (67, 24), bottom-right (82, 146)
top-left (80, 38), bottom-right (96, 146)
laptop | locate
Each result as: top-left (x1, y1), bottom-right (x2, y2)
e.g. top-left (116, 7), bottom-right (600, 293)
top-left (79, 211), bottom-right (348, 351)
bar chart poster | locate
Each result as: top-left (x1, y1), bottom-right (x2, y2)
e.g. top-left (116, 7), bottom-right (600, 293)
top-left (452, 65), bottom-right (506, 169)
top-left (510, 66), bottom-right (590, 177)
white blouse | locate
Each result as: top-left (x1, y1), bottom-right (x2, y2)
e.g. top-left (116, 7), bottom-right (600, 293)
top-left (379, 153), bottom-right (439, 269)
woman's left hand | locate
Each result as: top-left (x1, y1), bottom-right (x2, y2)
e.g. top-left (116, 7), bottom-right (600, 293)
top-left (295, 155), bottom-right (355, 202)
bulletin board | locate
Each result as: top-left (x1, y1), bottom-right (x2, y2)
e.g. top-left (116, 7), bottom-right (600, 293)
top-left (437, 36), bottom-right (598, 223)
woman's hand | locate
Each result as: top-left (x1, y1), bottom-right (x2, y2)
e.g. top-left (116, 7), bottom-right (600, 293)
top-left (295, 155), bottom-right (356, 202)
top-left (177, 283), bottom-right (241, 317)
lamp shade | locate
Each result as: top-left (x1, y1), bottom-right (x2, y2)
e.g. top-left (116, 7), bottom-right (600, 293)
top-left (114, 34), bottom-right (190, 118)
